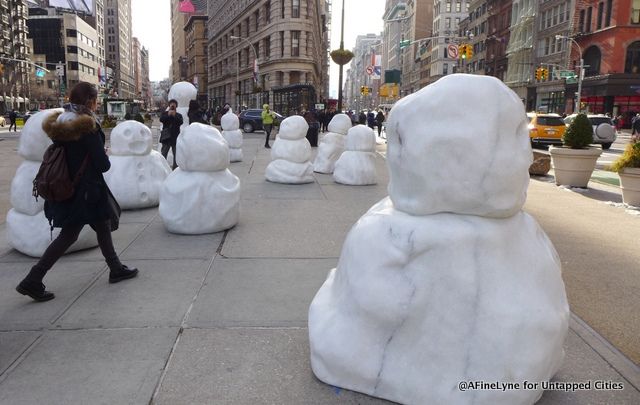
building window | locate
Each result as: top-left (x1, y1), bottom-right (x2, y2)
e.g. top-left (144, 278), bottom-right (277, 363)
top-left (291, 30), bottom-right (300, 56)
top-left (265, 35), bottom-right (271, 58)
top-left (292, 0), bottom-right (300, 18)
top-left (579, 9), bottom-right (585, 32)
top-left (266, 1), bottom-right (271, 23)
top-left (443, 63), bottom-right (448, 75)
top-left (455, 1), bottom-right (461, 12)
top-left (445, 17), bottom-right (451, 29)
top-left (606, 0), bottom-right (613, 26)
top-left (66, 29), bottom-right (77, 37)
top-left (280, 31), bottom-right (285, 57)
top-left (633, 0), bottom-right (640, 24)
top-left (583, 45), bottom-right (601, 76)
top-left (281, 0), bottom-right (285, 18)
top-left (586, 7), bottom-right (593, 32)
top-left (625, 41), bottom-right (640, 73)
top-left (597, 2), bottom-right (604, 29)
top-left (446, 1), bottom-right (451, 13)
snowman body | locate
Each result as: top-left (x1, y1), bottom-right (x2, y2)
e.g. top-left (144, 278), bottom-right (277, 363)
top-left (159, 123), bottom-right (240, 234)
top-left (333, 125), bottom-right (377, 185)
top-left (221, 109), bottom-right (243, 162)
top-left (104, 121), bottom-right (171, 209)
top-left (313, 113), bottom-right (351, 174)
top-left (265, 115), bottom-right (314, 184)
top-left (7, 109), bottom-right (98, 257)
top-left (308, 75), bottom-right (569, 405)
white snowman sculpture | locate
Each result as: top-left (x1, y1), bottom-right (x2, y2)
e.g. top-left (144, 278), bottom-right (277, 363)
top-left (308, 74), bottom-right (569, 405)
top-left (158, 81), bottom-right (197, 165)
top-left (159, 123), bottom-right (240, 234)
top-left (6, 109), bottom-right (98, 257)
top-left (104, 120), bottom-right (171, 209)
top-left (265, 115), bottom-right (314, 184)
top-left (221, 109), bottom-right (243, 162)
top-left (333, 124), bottom-right (377, 185)
top-left (313, 113), bottom-right (351, 174)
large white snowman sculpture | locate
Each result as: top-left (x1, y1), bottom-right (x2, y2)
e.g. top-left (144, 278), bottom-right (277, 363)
top-left (265, 115), bottom-right (314, 184)
top-left (313, 113), bottom-right (351, 174)
top-left (104, 120), bottom-right (171, 209)
top-left (159, 123), bottom-right (240, 234)
top-left (221, 109), bottom-right (243, 162)
top-left (308, 74), bottom-right (569, 405)
top-left (333, 124), bottom-right (377, 185)
top-left (7, 109), bottom-right (98, 257)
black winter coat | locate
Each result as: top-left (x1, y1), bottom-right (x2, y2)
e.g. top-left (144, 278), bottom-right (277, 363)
top-left (160, 110), bottom-right (184, 144)
top-left (188, 108), bottom-right (207, 125)
top-left (42, 112), bottom-right (113, 228)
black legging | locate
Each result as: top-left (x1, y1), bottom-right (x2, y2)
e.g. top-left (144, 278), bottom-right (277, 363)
top-left (27, 220), bottom-right (120, 282)
top-left (161, 142), bottom-right (177, 169)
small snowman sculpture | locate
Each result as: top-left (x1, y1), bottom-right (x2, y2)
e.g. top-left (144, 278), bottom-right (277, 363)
top-left (313, 113), bottom-right (351, 174)
top-left (7, 109), bottom-right (97, 257)
top-left (333, 125), bottom-right (377, 185)
top-left (221, 109), bottom-right (243, 162)
top-left (308, 75), bottom-right (569, 405)
top-left (104, 120), bottom-right (171, 209)
top-left (265, 115), bottom-right (314, 184)
top-left (159, 123), bottom-right (240, 234)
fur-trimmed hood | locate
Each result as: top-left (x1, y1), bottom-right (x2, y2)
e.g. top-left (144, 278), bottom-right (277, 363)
top-left (42, 112), bottom-right (97, 141)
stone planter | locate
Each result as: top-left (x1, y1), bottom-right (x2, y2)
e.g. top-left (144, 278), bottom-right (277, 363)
top-left (549, 146), bottom-right (602, 188)
top-left (618, 167), bottom-right (640, 207)
top-left (529, 151), bottom-right (551, 175)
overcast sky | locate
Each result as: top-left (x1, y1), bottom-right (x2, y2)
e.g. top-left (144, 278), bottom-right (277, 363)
top-left (131, 0), bottom-right (385, 96)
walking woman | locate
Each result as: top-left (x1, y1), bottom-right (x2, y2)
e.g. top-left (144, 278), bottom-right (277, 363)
top-left (16, 82), bottom-right (138, 302)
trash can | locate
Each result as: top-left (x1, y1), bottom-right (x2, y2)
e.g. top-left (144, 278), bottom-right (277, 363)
top-left (306, 122), bottom-right (320, 147)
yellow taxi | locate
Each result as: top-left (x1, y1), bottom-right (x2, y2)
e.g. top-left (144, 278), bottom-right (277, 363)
top-left (526, 112), bottom-right (566, 146)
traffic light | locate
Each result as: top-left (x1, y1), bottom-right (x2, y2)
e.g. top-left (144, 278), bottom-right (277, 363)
top-left (540, 68), bottom-right (549, 80)
top-left (535, 68), bottom-right (541, 81)
top-left (459, 44), bottom-right (467, 59)
top-left (360, 85), bottom-right (365, 95)
top-left (466, 45), bottom-right (473, 59)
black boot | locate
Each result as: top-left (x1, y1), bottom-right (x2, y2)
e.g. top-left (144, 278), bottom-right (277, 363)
top-left (265, 144), bottom-right (271, 148)
top-left (109, 265), bottom-right (139, 284)
top-left (16, 280), bottom-right (55, 302)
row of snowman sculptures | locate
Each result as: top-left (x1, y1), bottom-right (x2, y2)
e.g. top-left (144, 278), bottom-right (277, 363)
top-left (7, 75), bottom-right (569, 405)
top-left (6, 81), bottom-right (379, 256)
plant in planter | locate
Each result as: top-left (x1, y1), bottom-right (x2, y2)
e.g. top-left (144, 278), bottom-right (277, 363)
top-left (610, 142), bottom-right (640, 206)
top-left (549, 113), bottom-right (602, 187)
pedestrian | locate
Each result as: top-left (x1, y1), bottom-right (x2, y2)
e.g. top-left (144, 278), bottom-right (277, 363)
top-left (318, 109), bottom-right (326, 132)
top-left (367, 111), bottom-right (375, 130)
top-left (261, 103), bottom-right (277, 148)
top-left (375, 109), bottom-right (385, 137)
top-left (632, 113), bottom-right (640, 142)
top-left (358, 110), bottom-right (366, 125)
top-left (187, 100), bottom-right (207, 124)
top-left (15, 81), bottom-right (138, 302)
top-left (304, 110), bottom-right (320, 147)
top-left (8, 109), bottom-right (17, 132)
top-left (159, 99), bottom-right (183, 170)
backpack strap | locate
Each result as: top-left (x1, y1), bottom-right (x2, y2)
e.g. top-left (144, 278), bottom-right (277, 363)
top-left (71, 153), bottom-right (91, 187)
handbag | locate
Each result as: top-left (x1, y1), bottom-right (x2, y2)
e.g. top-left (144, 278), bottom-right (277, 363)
top-left (159, 128), bottom-right (172, 143)
top-left (106, 186), bottom-right (122, 232)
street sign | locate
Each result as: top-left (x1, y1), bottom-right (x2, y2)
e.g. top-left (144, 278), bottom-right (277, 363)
top-left (399, 40), bottom-right (411, 49)
top-left (315, 103), bottom-right (325, 110)
top-left (35, 68), bottom-right (46, 78)
top-left (559, 70), bottom-right (576, 78)
top-left (55, 64), bottom-right (64, 77)
top-left (366, 65), bottom-right (374, 75)
top-left (447, 44), bottom-right (458, 59)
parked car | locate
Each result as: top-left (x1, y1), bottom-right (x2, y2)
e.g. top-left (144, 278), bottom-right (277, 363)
top-left (527, 112), bottom-right (567, 146)
top-left (238, 109), bottom-right (284, 133)
top-left (563, 113), bottom-right (617, 150)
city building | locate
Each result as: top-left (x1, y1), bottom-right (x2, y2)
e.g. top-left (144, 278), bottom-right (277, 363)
top-left (27, 7), bottom-right (100, 108)
top-left (380, 0), bottom-right (407, 102)
top-left (464, 0), bottom-right (490, 75)
top-left (0, 0), bottom-right (31, 113)
top-left (345, 33), bottom-right (382, 112)
top-left (104, 0), bottom-right (134, 99)
top-left (563, 0), bottom-right (640, 123)
top-left (532, 0), bottom-right (573, 113)
top-left (505, 0), bottom-right (537, 109)
top-left (140, 45), bottom-right (151, 108)
top-left (132, 36), bottom-right (142, 100)
top-left (207, 0), bottom-right (330, 114)
top-left (484, 0), bottom-right (511, 82)
top-left (400, 0), bottom-right (433, 96)
top-left (170, 0), bottom-right (206, 83)
top-left (427, 0), bottom-right (471, 85)
top-left (184, 14), bottom-right (208, 105)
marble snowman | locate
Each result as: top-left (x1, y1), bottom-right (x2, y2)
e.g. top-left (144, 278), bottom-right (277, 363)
top-left (308, 74), bottom-right (569, 405)
top-left (221, 109), bottom-right (243, 162)
top-left (104, 120), bottom-right (171, 209)
top-left (7, 109), bottom-right (98, 257)
top-left (157, 81), bottom-right (197, 164)
top-left (159, 123), bottom-right (240, 234)
top-left (265, 115), bottom-right (314, 184)
top-left (333, 124), bottom-right (377, 185)
top-left (313, 113), bottom-right (351, 174)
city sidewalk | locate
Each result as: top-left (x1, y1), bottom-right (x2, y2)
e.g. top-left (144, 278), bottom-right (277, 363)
top-left (0, 133), bottom-right (638, 404)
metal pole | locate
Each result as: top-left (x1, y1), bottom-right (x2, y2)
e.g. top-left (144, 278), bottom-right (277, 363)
top-left (576, 58), bottom-right (584, 113)
top-left (337, 0), bottom-right (345, 112)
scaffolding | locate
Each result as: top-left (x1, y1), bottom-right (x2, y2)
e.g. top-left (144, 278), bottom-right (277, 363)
top-left (504, 0), bottom-right (535, 87)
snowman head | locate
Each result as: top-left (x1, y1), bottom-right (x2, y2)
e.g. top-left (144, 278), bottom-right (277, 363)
top-left (18, 109), bottom-right (64, 161)
top-left (168, 81), bottom-right (197, 108)
top-left (278, 115), bottom-right (308, 140)
top-left (177, 123), bottom-right (230, 171)
top-left (386, 74), bottom-right (531, 218)
top-left (110, 120), bottom-right (152, 156)
top-left (328, 113), bottom-right (352, 135)
top-left (346, 125), bottom-right (376, 152)
top-left (221, 109), bottom-right (239, 131)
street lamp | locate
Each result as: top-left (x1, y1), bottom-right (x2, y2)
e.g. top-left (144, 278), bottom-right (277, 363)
top-left (556, 34), bottom-right (584, 113)
top-left (230, 35), bottom-right (259, 108)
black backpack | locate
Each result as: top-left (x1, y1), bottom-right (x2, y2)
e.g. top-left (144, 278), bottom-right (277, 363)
top-left (32, 144), bottom-right (89, 202)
